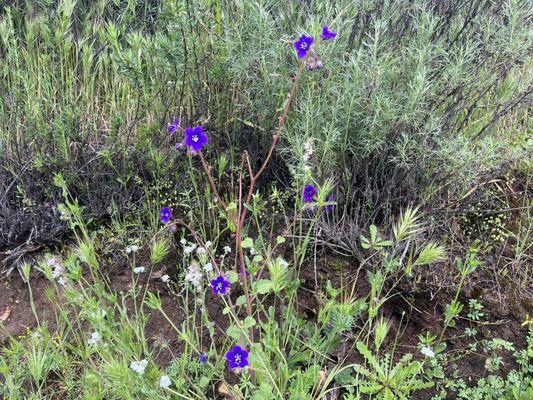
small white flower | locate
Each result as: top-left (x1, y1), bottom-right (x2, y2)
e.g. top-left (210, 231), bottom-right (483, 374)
top-left (57, 277), bottom-right (68, 286)
top-left (161, 274), bottom-right (170, 283)
top-left (133, 266), bottom-right (145, 274)
top-left (125, 244), bottom-right (140, 254)
top-left (205, 241), bottom-right (212, 248)
top-left (303, 139), bottom-right (314, 155)
top-left (185, 262), bottom-right (203, 287)
top-left (203, 262), bottom-right (213, 272)
top-left (420, 346), bottom-right (435, 358)
top-left (278, 257), bottom-right (289, 268)
top-left (130, 359), bottom-right (148, 375)
top-left (180, 238), bottom-right (187, 245)
top-left (184, 244), bottom-right (197, 254)
top-left (249, 248), bottom-right (256, 256)
top-left (196, 247), bottom-right (206, 255)
top-left (302, 139), bottom-right (314, 162)
top-left (30, 331), bottom-right (42, 339)
top-left (223, 246), bottom-right (232, 254)
top-left (46, 257), bottom-right (58, 267)
top-left (52, 265), bottom-right (64, 279)
top-left (159, 375), bottom-right (171, 389)
top-left (88, 331), bottom-right (100, 345)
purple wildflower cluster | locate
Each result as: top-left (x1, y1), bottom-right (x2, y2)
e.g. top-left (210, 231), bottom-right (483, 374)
top-left (321, 25), bottom-right (337, 40)
top-left (293, 25), bottom-right (337, 61)
top-left (159, 26), bottom-right (339, 374)
top-left (167, 118), bottom-right (180, 135)
top-left (184, 126), bottom-right (209, 152)
top-left (302, 184), bottom-right (318, 203)
top-left (160, 206), bottom-right (173, 224)
top-left (210, 275), bottom-right (230, 295)
top-left (168, 118), bottom-right (209, 153)
top-left (225, 345), bottom-right (249, 369)
top-left (302, 185), bottom-right (336, 212)
top-left (294, 35), bottom-right (314, 58)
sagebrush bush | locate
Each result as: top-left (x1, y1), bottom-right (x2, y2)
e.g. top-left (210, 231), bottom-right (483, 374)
top-left (0, 0), bottom-right (530, 248)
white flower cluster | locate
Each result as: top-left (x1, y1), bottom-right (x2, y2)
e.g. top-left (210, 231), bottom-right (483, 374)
top-left (125, 244), bottom-right (140, 254)
top-left (301, 138), bottom-right (315, 175)
top-left (302, 138), bottom-right (314, 162)
top-left (159, 375), bottom-right (171, 389)
top-left (133, 266), bottom-right (145, 274)
top-left (184, 243), bottom-right (197, 254)
top-left (130, 359), bottom-right (148, 375)
top-left (185, 262), bottom-right (203, 288)
top-left (179, 239), bottom-right (217, 283)
top-left (420, 346), bottom-right (435, 358)
top-left (47, 256), bottom-right (67, 286)
top-left (87, 331), bottom-right (100, 346)
top-left (161, 274), bottom-right (170, 283)
top-left (203, 262), bottom-right (213, 272)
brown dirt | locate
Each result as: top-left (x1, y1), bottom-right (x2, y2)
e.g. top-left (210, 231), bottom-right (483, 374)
top-left (0, 273), bottom-right (56, 341)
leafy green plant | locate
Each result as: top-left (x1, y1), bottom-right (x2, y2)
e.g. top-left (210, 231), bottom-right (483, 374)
top-left (353, 341), bottom-right (433, 399)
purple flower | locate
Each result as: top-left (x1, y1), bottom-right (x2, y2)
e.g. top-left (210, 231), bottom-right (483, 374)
top-left (210, 275), bottom-right (230, 295)
top-left (225, 345), bottom-right (249, 369)
top-left (326, 194), bottom-right (335, 212)
top-left (184, 126), bottom-right (208, 152)
top-left (160, 207), bottom-right (173, 224)
top-left (307, 57), bottom-right (323, 71)
top-left (240, 265), bottom-right (251, 279)
top-left (168, 118), bottom-right (180, 134)
top-left (294, 35), bottom-right (314, 58)
top-left (321, 26), bottom-right (337, 40)
top-left (199, 353), bottom-right (208, 364)
top-left (302, 184), bottom-right (318, 203)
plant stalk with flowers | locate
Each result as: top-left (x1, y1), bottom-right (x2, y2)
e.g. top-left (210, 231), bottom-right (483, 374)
top-left (164, 29), bottom-right (336, 348)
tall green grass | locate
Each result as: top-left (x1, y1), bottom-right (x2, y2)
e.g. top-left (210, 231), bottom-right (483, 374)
top-left (0, 0), bottom-right (531, 247)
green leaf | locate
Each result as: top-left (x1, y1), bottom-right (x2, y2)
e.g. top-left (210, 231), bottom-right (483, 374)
top-left (150, 239), bottom-right (170, 264)
top-left (226, 325), bottom-right (241, 340)
top-left (236, 295), bottom-right (247, 307)
top-left (276, 236), bottom-right (285, 244)
top-left (255, 279), bottom-right (273, 295)
top-left (145, 292), bottom-right (162, 310)
top-left (435, 343), bottom-right (447, 353)
top-left (369, 225), bottom-right (378, 242)
top-left (243, 316), bottom-right (256, 328)
top-left (356, 342), bottom-right (384, 376)
top-left (241, 237), bottom-right (254, 248)
top-left (251, 383), bottom-right (274, 400)
top-left (228, 271), bottom-right (239, 283)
